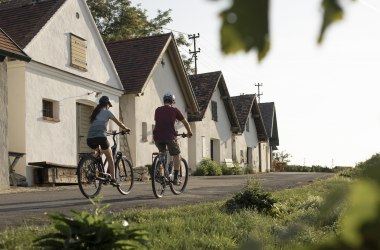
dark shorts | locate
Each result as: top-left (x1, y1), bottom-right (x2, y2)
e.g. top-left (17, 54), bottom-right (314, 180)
top-left (155, 140), bottom-right (181, 156)
top-left (87, 137), bottom-right (110, 150)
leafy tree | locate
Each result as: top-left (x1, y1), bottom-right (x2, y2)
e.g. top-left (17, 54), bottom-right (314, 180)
top-left (86, 0), bottom-right (193, 73)
top-left (219, 0), bottom-right (352, 61)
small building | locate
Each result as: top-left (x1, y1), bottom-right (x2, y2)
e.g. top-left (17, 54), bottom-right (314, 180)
top-left (259, 102), bottom-right (279, 171)
top-left (231, 94), bottom-right (268, 172)
top-left (0, 0), bottom-right (124, 185)
top-left (188, 71), bottom-right (240, 169)
top-left (106, 33), bottom-right (199, 169)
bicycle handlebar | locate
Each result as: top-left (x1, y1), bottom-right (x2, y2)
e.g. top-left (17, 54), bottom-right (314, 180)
top-left (175, 132), bottom-right (189, 138)
top-left (106, 130), bottom-right (130, 136)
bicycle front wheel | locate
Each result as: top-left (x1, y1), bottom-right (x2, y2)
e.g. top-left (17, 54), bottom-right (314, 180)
top-left (170, 157), bottom-right (189, 195)
top-left (77, 155), bottom-right (102, 199)
top-left (115, 156), bottom-right (134, 195)
top-left (151, 156), bottom-right (166, 198)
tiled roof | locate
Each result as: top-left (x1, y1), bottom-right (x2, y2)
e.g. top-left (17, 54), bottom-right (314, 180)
top-left (231, 94), bottom-right (267, 141)
top-left (0, 27), bottom-right (30, 61)
top-left (106, 33), bottom-right (171, 93)
top-left (231, 94), bottom-right (255, 130)
top-left (188, 71), bottom-right (240, 132)
top-left (188, 71), bottom-right (220, 121)
top-left (0, 0), bottom-right (66, 48)
top-left (259, 102), bottom-right (279, 146)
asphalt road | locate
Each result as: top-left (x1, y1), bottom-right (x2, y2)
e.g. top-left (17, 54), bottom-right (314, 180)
top-left (0, 172), bottom-right (333, 228)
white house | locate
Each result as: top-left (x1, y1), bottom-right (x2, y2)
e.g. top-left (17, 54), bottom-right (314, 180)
top-left (187, 71), bottom-right (240, 169)
top-left (231, 94), bottom-right (269, 172)
top-left (106, 33), bottom-right (199, 170)
top-left (259, 102), bottom-right (279, 171)
top-left (0, 0), bottom-right (124, 185)
top-left (0, 28), bottom-right (30, 189)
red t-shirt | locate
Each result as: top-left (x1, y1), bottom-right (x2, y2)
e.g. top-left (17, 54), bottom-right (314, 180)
top-left (153, 105), bottom-right (185, 142)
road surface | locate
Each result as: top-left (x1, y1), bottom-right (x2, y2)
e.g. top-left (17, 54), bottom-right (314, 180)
top-left (0, 172), bottom-right (333, 228)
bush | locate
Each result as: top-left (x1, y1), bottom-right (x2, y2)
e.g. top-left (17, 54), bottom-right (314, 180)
top-left (221, 164), bottom-right (243, 175)
top-left (194, 158), bottom-right (222, 176)
top-left (34, 199), bottom-right (150, 249)
top-left (225, 178), bottom-right (276, 214)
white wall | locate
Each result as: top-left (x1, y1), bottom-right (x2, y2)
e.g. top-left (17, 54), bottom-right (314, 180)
top-left (234, 112), bottom-right (260, 171)
top-left (24, 0), bottom-right (121, 89)
top-left (120, 53), bottom-right (189, 168)
top-left (7, 61), bottom-right (121, 185)
top-left (191, 86), bottom-right (233, 167)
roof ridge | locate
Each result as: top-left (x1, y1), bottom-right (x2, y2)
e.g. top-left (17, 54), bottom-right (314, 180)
top-left (106, 32), bottom-right (172, 45)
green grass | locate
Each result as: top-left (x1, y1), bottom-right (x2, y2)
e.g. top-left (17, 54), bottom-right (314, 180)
top-left (0, 176), bottom-right (350, 250)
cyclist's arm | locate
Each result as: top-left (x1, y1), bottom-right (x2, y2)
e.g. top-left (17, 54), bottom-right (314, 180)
top-left (180, 118), bottom-right (192, 138)
top-left (110, 116), bottom-right (130, 132)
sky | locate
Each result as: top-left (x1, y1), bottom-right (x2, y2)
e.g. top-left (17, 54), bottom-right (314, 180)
top-left (132, 0), bottom-right (380, 167)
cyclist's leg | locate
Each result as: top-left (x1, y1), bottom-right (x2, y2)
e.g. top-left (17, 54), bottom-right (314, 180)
top-left (167, 140), bottom-right (181, 183)
top-left (102, 148), bottom-right (115, 179)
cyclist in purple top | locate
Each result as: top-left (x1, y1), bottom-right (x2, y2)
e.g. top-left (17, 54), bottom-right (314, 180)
top-left (153, 93), bottom-right (192, 184)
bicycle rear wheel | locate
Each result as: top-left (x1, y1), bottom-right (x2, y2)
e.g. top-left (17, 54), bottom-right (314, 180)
top-left (77, 155), bottom-right (102, 198)
top-left (151, 156), bottom-right (166, 198)
top-left (170, 157), bottom-right (189, 195)
top-left (115, 156), bottom-right (134, 195)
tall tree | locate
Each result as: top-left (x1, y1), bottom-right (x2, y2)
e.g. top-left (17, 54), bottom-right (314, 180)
top-left (86, 0), bottom-right (193, 73)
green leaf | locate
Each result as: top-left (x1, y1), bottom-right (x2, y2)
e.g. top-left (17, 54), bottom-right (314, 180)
top-left (318, 0), bottom-right (344, 43)
top-left (220, 0), bottom-right (270, 61)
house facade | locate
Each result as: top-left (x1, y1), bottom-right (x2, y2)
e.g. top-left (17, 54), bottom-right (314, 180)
top-left (106, 33), bottom-right (199, 169)
top-left (259, 102), bottom-right (279, 171)
top-left (0, 28), bottom-right (30, 189)
top-left (0, 0), bottom-right (123, 185)
top-left (188, 72), bottom-right (240, 169)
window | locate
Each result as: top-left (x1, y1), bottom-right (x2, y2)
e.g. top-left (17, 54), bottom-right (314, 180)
top-left (211, 101), bottom-right (217, 121)
top-left (42, 99), bottom-right (60, 122)
top-left (142, 122), bottom-right (148, 142)
top-left (70, 33), bottom-right (87, 71)
top-left (246, 119), bottom-right (249, 132)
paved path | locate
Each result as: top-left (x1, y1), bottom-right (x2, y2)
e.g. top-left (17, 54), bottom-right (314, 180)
top-left (0, 172), bottom-right (333, 228)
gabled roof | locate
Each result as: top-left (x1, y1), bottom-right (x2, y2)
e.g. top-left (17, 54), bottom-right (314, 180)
top-left (259, 102), bottom-right (279, 147)
top-left (0, 0), bottom-right (66, 48)
top-left (0, 27), bottom-right (30, 62)
top-left (106, 33), bottom-right (198, 113)
top-left (188, 71), bottom-right (240, 133)
top-left (231, 94), bottom-right (267, 141)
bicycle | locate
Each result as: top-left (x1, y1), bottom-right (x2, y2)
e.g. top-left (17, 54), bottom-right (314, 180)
top-left (151, 132), bottom-right (189, 198)
top-left (77, 131), bottom-right (134, 198)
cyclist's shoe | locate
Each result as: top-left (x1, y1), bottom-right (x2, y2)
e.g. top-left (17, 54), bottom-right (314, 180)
top-left (110, 179), bottom-right (120, 187)
top-left (173, 178), bottom-right (179, 185)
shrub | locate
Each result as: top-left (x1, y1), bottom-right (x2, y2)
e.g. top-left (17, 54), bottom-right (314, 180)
top-left (225, 178), bottom-right (276, 214)
top-left (34, 199), bottom-right (150, 249)
top-left (194, 158), bottom-right (222, 176)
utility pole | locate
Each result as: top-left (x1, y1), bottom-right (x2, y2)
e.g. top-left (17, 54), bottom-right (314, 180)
top-left (255, 83), bottom-right (263, 103)
top-left (188, 33), bottom-right (200, 75)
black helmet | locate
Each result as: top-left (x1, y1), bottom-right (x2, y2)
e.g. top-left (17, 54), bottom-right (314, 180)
top-left (99, 96), bottom-right (112, 107)
top-left (163, 92), bottom-right (175, 104)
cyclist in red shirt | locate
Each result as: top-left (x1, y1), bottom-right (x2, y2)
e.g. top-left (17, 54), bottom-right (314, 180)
top-left (153, 93), bottom-right (192, 184)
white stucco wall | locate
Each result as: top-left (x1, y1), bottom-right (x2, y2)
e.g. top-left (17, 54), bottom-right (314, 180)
top-left (190, 87), bottom-right (233, 168)
top-left (120, 53), bottom-right (189, 168)
top-left (24, 0), bottom-right (121, 89)
top-left (0, 60), bottom-right (9, 189)
top-left (234, 112), bottom-right (260, 171)
top-left (8, 61), bottom-right (121, 185)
